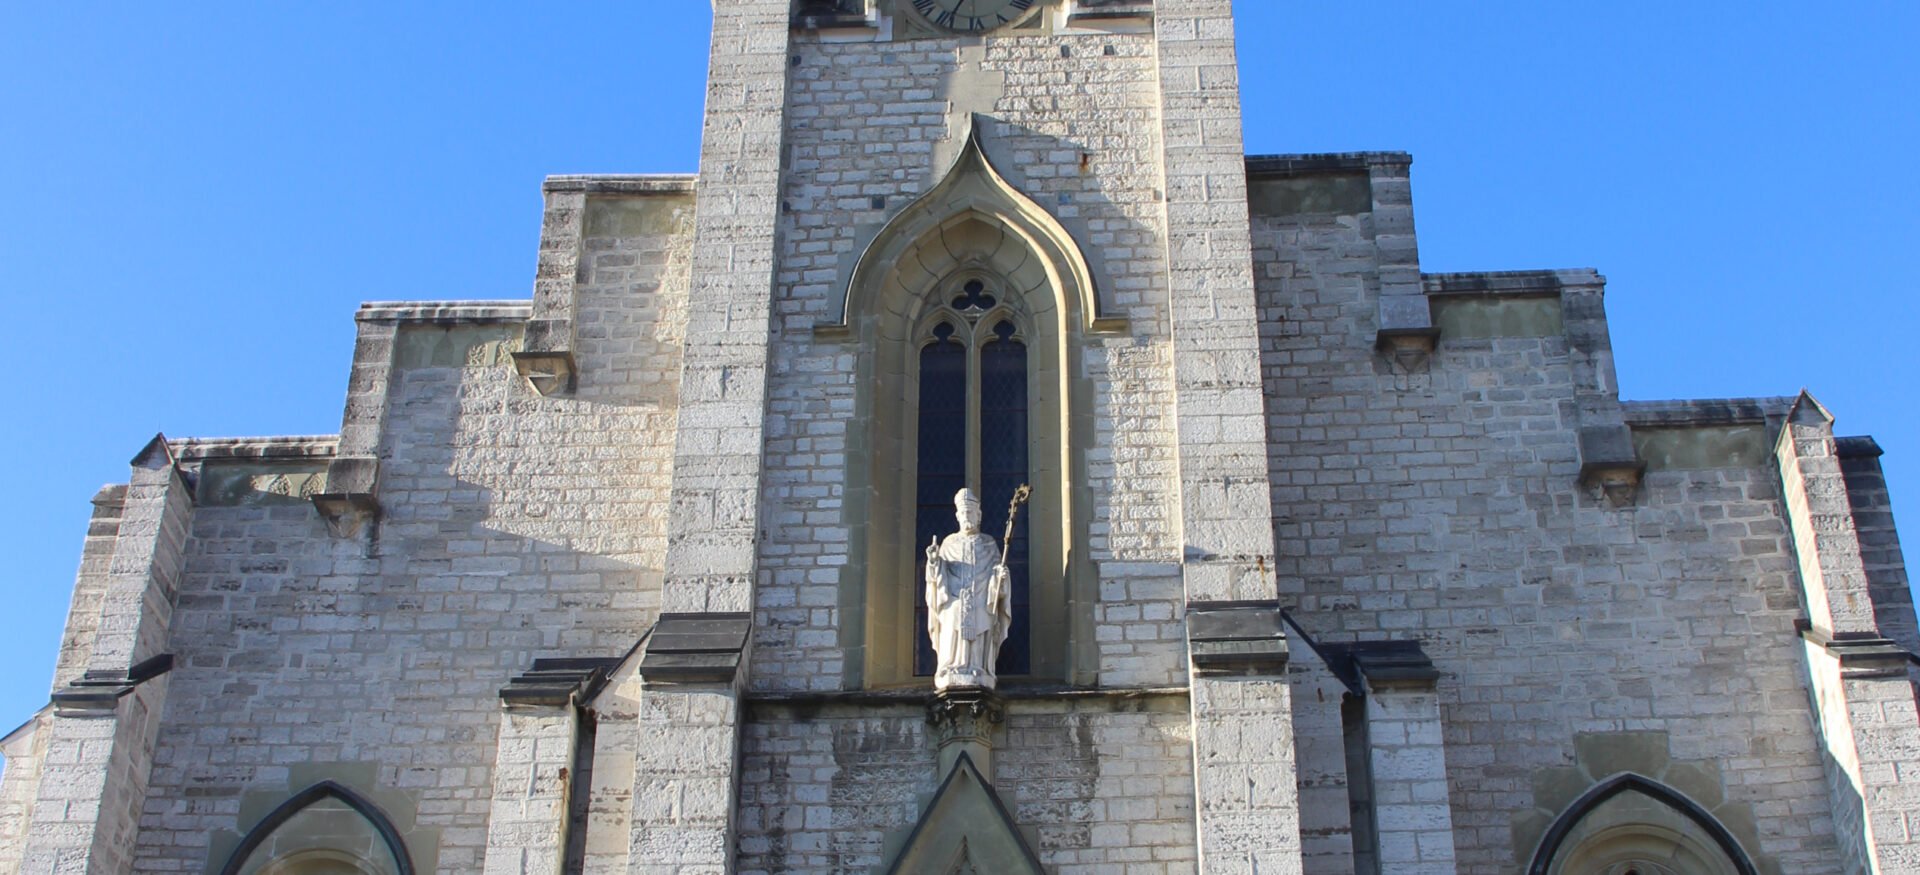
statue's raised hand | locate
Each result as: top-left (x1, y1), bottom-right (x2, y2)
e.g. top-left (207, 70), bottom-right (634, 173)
top-left (926, 536), bottom-right (940, 562)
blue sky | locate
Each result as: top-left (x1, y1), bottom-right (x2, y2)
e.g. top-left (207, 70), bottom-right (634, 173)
top-left (2, 3), bottom-right (1915, 747)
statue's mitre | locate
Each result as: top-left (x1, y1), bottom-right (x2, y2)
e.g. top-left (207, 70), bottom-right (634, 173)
top-left (953, 488), bottom-right (980, 510)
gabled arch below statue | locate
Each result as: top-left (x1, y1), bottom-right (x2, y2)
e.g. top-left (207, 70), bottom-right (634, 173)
top-left (219, 780), bottom-right (414, 875)
top-left (816, 113), bottom-right (1126, 340)
top-left (882, 753), bottom-right (1044, 875)
top-left (1527, 773), bottom-right (1758, 875)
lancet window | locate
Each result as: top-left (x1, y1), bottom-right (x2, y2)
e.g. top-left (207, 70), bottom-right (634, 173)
top-left (914, 274), bottom-right (1030, 677)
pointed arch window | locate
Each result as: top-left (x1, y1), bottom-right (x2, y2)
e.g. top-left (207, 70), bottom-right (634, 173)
top-left (914, 275), bottom-right (1030, 677)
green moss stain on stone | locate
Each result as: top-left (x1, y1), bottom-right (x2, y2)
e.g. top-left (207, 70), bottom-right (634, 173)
top-left (1430, 296), bottom-right (1564, 339)
top-left (1247, 172), bottom-right (1371, 217)
top-left (585, 194), bottom-right (696, 238)
top-left (196, 462), bottom-right (329, 507)
top-left (393, 323), bottom-right (523, 370)
top-left (1632, 425), bottom-right (1770, 470)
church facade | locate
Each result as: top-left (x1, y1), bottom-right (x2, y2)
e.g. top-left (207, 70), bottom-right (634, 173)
top-left (4, 1), bottom-right (1919, 873)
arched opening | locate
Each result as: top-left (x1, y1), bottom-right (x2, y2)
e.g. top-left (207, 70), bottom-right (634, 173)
top-left (220, 781), bottom-right (412, 875)
top-left (912, 278), bottom-right (1034, 676)
top-left (1529, 774), bottom-right (1756, 875)
top-left (833, 119), bottom-right (1112, 687)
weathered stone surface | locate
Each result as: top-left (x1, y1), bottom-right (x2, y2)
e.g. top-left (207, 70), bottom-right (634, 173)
top-left (3, 4), bottom-right (1915, 875)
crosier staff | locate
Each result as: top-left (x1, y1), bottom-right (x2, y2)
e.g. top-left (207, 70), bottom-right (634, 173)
top-left (998, 484), bottom-right (1031, 577)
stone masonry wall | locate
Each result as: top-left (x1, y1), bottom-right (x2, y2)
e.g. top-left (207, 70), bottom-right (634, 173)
top-left (1252, 202), bottom-right (1847, 873)
top-left (756, 23), bottom-right (1184, 694)
top-left (125, 198), bottom-right (692, 873)
top-left (0, 712), bottom-right (50, 875)
top-left (732, 18), bottom-right (1202, 872)
top-left (736, 695), bottom-right (1194, 874)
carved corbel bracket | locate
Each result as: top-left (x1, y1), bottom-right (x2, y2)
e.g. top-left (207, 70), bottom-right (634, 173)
top-left (927, 687), bottom-right (1005, 782)
top-left (511, 350), bottom-right (576, 397)
top-left (1375, 326), bottom-right (1441, 373)
top-left (1579, 461), bottom-right (1646, 508)
top-left (1577, 425), bottom-right (1646, 508)
top-left (310, 492), bottom-right (380, 539)
top-left (311, 456), bottom-right (380, 538)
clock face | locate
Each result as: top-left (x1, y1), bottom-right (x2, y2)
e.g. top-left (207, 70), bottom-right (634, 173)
top-left (908, 0), bottom-right (1039, 33)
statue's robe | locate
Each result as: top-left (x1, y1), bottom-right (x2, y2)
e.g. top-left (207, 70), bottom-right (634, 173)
top-left (925, 530), bottom-right (1012, 689)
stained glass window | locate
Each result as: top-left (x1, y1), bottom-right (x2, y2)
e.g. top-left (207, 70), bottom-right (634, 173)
top-left (980, 319), bottom-right (1029, 675)
top-left (914, 322), bottom-right (966, 676)
top-left (912, 287), bottom-right (1031, 678)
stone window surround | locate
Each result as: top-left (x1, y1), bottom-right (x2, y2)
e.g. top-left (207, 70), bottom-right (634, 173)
top-left (856, 230), bottom-right (1077, 688)
top-left (828, 121), bottom-right (1120, 688)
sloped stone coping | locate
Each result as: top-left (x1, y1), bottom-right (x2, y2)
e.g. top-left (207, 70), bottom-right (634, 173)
top-left (1245, 151), bottom-right (1411, 178)
top-left (48, 652), bottom-right (173, 714)
top-left (542, 173), bottom-right (697, 195)
top-left (355, 301), bottom-right (531, 323)
top-left (1621, 397), bottom-right (1794, 427)
top-left (1421, 268), bottom-right (1604, 297)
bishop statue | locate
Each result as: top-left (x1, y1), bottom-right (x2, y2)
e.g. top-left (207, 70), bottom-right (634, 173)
top-left (924, 488), bottom-right (1016, 690)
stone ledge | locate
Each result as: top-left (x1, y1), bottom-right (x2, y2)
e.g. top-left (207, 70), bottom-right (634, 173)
top-left (499, 657), bottom-right (621, 707)
top-left (744, 684), bottom-right (1187, 709)
top-left (1796, 620), bottom-right (1920, 678)
top-left (792, 11), bottom-right (872, 30)
top-left (1621, 397), bottom-right (1793, 428)
top-left (638, 613), bottom-right (752, 683)
top-left (1068, 2), bottom-right (1154, 23)
top-left (1320, 639), bottom-right (1440, 692)
top-left (1421, 269), bottom-right (1604, 297)
top-left (355, 301), bottom-right (533, 323)
top-left (1245, 151), bottom-right (1411, 178)
top-left (542, 174), bottom-right (699, 195)
top-left (1187, 600), bottom-right (1289, 675)
top-left (50, 653), bottom-right (174, 714)
top-left (170, 435), bottom-right (339, 462)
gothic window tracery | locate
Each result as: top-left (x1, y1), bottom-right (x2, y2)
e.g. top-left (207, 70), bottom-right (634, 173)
top-left (913, 274), bottom-right (1030, 677)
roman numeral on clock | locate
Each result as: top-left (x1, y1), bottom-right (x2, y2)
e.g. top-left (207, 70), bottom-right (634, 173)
top-left (909, 0), bottom-right (1034, 32)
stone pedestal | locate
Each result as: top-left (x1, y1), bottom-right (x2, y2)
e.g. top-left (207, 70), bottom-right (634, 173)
top-left (926, 687), bottom-right (1004, 782)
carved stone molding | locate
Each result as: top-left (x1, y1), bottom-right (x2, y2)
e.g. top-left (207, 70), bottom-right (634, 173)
top-left (926, 687), bottom-right (1005, 780)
